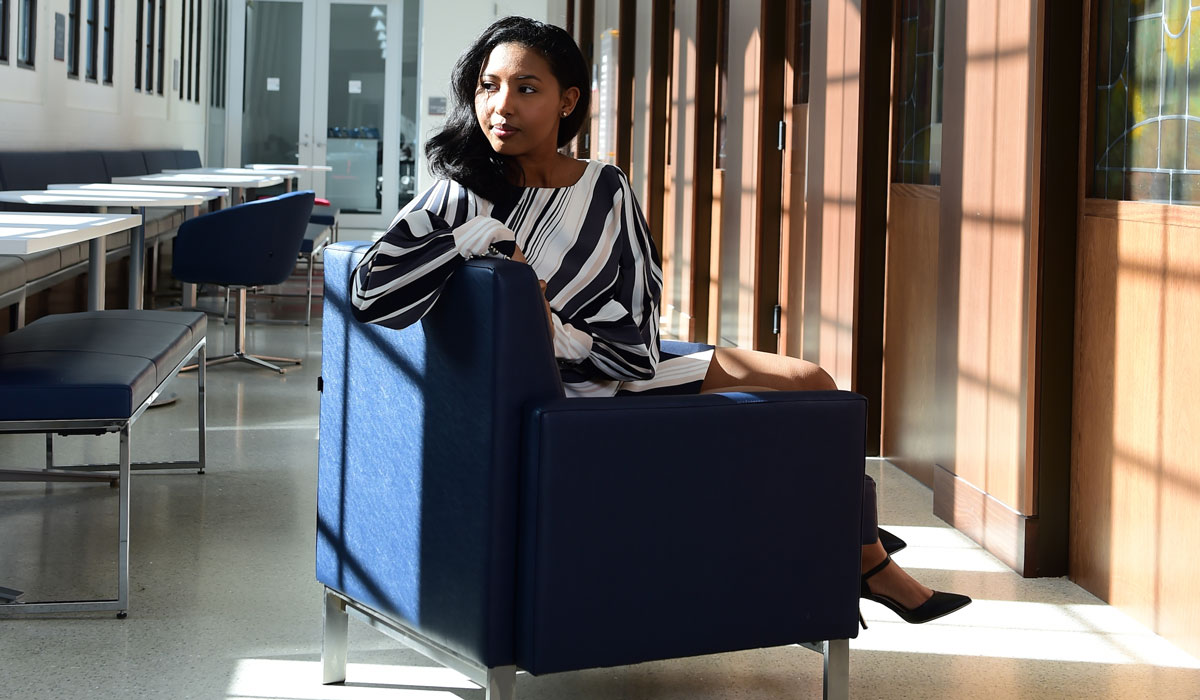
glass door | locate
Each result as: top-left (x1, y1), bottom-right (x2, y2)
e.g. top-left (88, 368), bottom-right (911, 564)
top-left (238, 0), bottom-right (316, 183)
top-left (313, 0), bottom-right (406, 229)
top-left (229, 0), bottom-right (416, 229)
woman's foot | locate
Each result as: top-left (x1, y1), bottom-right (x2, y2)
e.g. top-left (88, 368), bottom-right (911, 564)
top-left (859, 541), bottom-right (972, 624)
top-left (860, 540), bottom-right (931, 610)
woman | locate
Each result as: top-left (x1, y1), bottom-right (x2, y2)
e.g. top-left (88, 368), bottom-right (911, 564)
top-left (350, 16), bottom-right (970, 626)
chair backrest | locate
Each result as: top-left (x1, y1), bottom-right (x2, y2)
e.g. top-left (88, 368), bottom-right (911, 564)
top-left (317, 243), bottom-right (563, 667)
top-left (171, 190), bottom-right (315, 287)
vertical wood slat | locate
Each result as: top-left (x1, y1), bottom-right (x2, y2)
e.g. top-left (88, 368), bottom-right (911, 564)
top-left (577, 0), bottom-right (595, 159)
top-left (688, 0), bottom-right (718, 342)
top-left (645, 0), bottom-right (671, 259)
top-left (615, 0), bottom-right (636, 177)
top-left (751, 0), bottom-right (785, 352)
top-left (778, 0), bottom-right (806, 357)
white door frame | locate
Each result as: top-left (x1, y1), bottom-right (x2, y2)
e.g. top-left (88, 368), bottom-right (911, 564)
top-left (223, 0), bottom-right (404, 230)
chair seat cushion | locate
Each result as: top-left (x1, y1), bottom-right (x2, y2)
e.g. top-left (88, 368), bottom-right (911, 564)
top-left (0, 310), bottom-right (206, 421)
top-left (310, 211), bottom-right (338, 226)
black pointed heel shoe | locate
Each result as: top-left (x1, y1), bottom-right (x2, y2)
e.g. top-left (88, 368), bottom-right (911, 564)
top-left (877, 527), bottom-right (907, 555)
top-left (860, 554), bottom-right (971, 624)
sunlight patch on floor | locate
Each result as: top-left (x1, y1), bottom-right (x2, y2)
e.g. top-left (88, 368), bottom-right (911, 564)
top-left (227, 659), bottom-right (478, 700)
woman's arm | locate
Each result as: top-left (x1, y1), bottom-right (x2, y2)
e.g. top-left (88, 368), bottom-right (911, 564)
top-left (350, 180), bottom-right (515, 329)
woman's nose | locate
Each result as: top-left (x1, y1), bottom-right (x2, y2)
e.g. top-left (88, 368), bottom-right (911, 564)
top-left (492, 85), bottom-right (513, 115)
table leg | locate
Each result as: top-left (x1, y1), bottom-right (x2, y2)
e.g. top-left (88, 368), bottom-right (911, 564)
top-left (88, 205), bottom-right (108, 311)
top-left (128, 206), bottom-right (146, 310)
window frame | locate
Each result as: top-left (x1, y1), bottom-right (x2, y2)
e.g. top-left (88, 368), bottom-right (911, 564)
top-left (1, 0), bottom-right (10, 64)
top-left (144, 0), bottom-right (155, 92)
top-left (68, 0), bottom-right (80, 78)
top-left (156, 0), bottom-right (165, 94)
top-left (135, 0), bottom-right (144, 89)
top-left (85, 0), bottom-right (98, 80)
top-left (102, 0), bottom-right (113, 83)
top-left (17, 0), bottom-right (35, 69)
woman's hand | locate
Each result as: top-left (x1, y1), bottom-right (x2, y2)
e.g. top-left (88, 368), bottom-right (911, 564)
top-left (538, 280), bottom-right (553, 329)
top-left (513, 246), bottom-right (553, 330)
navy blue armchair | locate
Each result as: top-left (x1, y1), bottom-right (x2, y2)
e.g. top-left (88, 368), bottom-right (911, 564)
top-left (317, 243), bottom-right (867, 699)
top-left (172, 190), bottom-right (315, 372)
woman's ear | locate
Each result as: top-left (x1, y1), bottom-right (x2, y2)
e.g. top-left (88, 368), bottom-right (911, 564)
top-left (560, 86), bottom-right (581, 117)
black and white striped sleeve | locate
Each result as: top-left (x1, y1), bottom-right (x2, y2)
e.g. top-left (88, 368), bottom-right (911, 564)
top-left (350, 180), bottom-right (515, 330)
top-left (552, 170), bottom-right (663, 382)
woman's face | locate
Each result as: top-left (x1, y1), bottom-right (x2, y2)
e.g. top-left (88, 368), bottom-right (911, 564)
top-left (475, 42), bottom-right (579, 160)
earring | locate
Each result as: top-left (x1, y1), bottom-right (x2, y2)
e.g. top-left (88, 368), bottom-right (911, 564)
top-left (562, 111), bottom-right (569, 117)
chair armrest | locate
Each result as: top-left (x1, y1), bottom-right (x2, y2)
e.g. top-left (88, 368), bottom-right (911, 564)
top-left (516, 390), bottom-right (867, 674)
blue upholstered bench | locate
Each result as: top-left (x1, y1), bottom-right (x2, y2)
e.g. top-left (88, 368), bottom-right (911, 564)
top-left (0, 309), bottom-right (208, 617)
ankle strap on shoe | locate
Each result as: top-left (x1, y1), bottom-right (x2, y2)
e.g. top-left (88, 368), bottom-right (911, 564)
top-left (862, 554), bottom-right (892, 582)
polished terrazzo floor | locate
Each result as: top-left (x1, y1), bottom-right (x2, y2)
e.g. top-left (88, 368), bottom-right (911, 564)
top-left (2, 297), bottom-right (1199, 699)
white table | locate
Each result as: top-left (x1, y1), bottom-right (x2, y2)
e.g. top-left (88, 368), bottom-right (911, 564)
top-left (111, 173), bottom-right (283, 205)
top-left (245, 163), bottom-right (334, 172)
top-left (0, 188), bottom-right (212, 309)
top-left (163, 167), bottom-right (298, 193)
top-left (50, 182), bottom-right (231, 201)
top-left (0, 212), bottom-right (143, 311)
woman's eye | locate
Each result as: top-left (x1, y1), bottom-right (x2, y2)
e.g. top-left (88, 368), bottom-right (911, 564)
top-left (480, 82), bottom-right (497, 92)
top-left (519, 86), bottom-right (536, 94)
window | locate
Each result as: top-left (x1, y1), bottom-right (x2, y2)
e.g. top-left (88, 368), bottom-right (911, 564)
top-left (68, 0), bottom-right (80, 77)
top-left (1, 0), bottom-right (9, 63)
top-left (17, 0), bottom-right (34, 68)
top-left (102, 0), bottom-right (113, 83)
top-left (192, 0), bottom-right (200, 101)
top-left (156, 0), bottom-right (165, 94)
top-left (135, 1), bottom-right (144, 89)
top-left (182, 0), bottom-right (202, 103)
top-left (85, 0), bottom-right (98, 80)
top-left (1093, 0), bottom-right (1200, 204)
top-left (209, 0), bottom-right (227, 108)
top-left (145, 0), bottom-right (155, 92)
top-left (892, 0), bottom-right (945, 185)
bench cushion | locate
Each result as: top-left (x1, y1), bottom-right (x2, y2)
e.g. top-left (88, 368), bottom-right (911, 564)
top-left (0, 255), bottom-right (27, 295)
top-left (0, 151), bottom-right (109, 190)
top-left (300, 223), bottom-right (330, 255)
top-left (99, 150), bottom-right (150, 177)
top-left (0, 310), bottom-right (206, 421)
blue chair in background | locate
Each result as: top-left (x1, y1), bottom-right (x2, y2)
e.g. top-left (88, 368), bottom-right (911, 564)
top-left (317, 242), bottom-right (867, 699)
top-left (173, 190), bottom-right (315, 373)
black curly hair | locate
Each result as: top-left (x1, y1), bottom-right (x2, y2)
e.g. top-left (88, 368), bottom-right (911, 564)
top-left (424, 16), bottom-right (590, 204)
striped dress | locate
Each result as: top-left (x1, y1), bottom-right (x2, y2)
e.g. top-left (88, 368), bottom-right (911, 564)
top-left (349, 159), bottom-right (713, 398)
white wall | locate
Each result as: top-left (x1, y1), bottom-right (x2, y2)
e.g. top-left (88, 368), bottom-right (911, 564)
top-left (414, 0), bottom-right (551, 192)
top-left (0, 1), bottom-right (209, 154)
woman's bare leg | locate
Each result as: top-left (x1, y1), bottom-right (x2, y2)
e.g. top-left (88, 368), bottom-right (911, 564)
top-left (702, 346), bottom-right (935, 610)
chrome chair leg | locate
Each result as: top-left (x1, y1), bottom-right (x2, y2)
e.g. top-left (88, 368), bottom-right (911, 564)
top-left (194, 287), bottom-right (302, 373)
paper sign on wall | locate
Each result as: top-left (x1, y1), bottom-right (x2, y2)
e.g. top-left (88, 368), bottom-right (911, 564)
top-left (348, 80), bottom-right (362, 94)
top-left (267, 77), bottom-right (280, 92)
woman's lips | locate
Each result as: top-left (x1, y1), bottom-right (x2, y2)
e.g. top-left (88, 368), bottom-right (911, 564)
top-left (491, 124), bottom-right (519, 139)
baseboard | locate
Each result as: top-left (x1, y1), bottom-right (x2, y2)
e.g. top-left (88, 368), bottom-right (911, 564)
top-left (884, 457), bottom-right (934, 489)
top-left (932, 464), bottom-right (1062, 577)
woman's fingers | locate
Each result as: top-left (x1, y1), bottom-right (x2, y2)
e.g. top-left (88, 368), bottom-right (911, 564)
top-left (511, 245), bottom-right (527, 263)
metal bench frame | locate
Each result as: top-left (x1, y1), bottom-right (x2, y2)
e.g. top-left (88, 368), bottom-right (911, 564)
top-left (0, 336), bottom-right (207, 618)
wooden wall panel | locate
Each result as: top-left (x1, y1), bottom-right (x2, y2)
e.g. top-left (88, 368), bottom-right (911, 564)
top-left (935, 0), bottom-right (1036, 515)
top-left (1073, 202), bottom-right (1200, 659)
top-left (882, 184), bottom-right (940, 487)
top-left (803, 0), bottom-right (860, 387)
